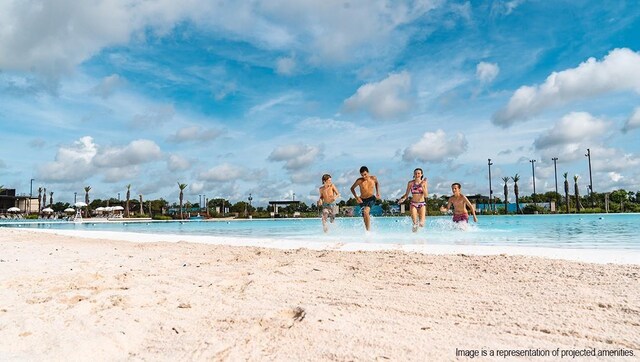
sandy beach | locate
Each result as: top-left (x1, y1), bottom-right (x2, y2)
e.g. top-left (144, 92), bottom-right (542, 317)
top-left (1, 228), bottom-right (638, 361)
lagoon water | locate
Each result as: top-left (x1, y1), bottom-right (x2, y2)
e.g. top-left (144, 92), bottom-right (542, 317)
top-left (2, 213), bottom-right (639, 250)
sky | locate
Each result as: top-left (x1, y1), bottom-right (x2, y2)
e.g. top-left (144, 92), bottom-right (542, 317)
top-left (1, 0), bottom-right (639, 207)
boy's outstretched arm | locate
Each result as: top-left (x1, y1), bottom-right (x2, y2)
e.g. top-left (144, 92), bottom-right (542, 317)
top-left (463, 195), bottom-right (478, 222)
top-left (350, 180), bottom-right (362, 203)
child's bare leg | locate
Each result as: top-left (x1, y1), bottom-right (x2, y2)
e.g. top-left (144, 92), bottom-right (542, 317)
top-left (363, 207), bottom-right (371, 231)
top-left (419, 207), bottom-right (426, 227)
top-left (410, 206), bottom-right (419, 232)
top-left (322, 209), bottom-right (329, 232)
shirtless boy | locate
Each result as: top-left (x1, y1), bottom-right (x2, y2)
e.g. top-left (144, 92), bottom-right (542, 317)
top-left (318, 174), bottom-right (340, 232)
top-left (350, 166), bottom-right (380, 231)
top-left (440, 183), bottom-right (478, 224)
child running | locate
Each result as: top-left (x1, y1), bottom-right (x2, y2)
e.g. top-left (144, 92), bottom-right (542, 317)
top-left (398, 168), bottom-right (428, 232)
top-left (318, 174), bottom-right (341, 232)
top-left (350, 166), bottom-right (380, 231)
top-left (440, 183), bottom-right (478, 225)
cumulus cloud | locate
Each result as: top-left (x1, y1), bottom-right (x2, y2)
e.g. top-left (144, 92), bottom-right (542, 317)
top-left (0, 0), bottom-right (440, 79)
top-left (268, 144), bottom-right (322, 170)
top-left (534, 112), bottom-right (609, 149)
top-left (199, 163), bottom-right (249, 182)
top-left (167, 154), bottom-right (191, 172)
top-left (37, 136), bottom-right (98, 182)
top-left (93, 139), bottom-right (162, 168)
top-left (476, 62), bottom-right (499, 83)
top-left (130, 105), bottom-right (175, 129)
top-left (402, 130), bottom-right (468, 162)
top-left (90, 74), bottom-right (125, 98)
top-left (276, 56), bottom-right (296, 75)
top-left (622, 107), bottom-right (640, 133)
top-left (37, 137), bottom-right (163, 182)
top-left (168, 126), bottom-right (224, 143)
top-left (493, 48), bottom-right (640, 127)
top-left (343, 71), bottom-right (412, 121)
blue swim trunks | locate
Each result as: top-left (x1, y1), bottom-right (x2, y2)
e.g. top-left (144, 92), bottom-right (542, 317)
top-left (359, 196), bottom-right (377, 208)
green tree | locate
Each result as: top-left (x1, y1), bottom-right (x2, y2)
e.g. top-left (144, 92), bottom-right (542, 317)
top-left (125, 184), bottom-right (131, 217)
top-left (177, 182), bottom-right (187, 219)
top-left (84, 186), bottom-right (91, 217)
top-left (511, 174), bottom-right (521, 214)
top-left (573, 175), bottom-right (582, 212)
top-left (502, 177), bottom-right (509, 214)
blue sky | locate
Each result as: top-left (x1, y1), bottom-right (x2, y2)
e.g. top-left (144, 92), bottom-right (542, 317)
top-left (1, 0), bottom-right (639, 206)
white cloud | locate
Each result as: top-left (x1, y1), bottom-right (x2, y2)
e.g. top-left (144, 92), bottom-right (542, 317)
top-left (167, 154), bottom-right (191, 172)
top-left (534, 112), bottom-right (609, 149)
top-left (0, 0), bottom-right (441, 80)
top-left (402, 130), bottom-right (468, 162)
top-left (343, 71), bottom-right (412, 121)
top-left (476, 62), bottom-right (499, 83)
top-left (37, 136), bottom-right (98, 182)
top-left (276, 56), bottom-right (296, 75)
top-left (130, 104), bottom-right (175, 129)
top-left (493, 48), bottom-right (640, 127)
top-left (90, 74), bottom-right (125, 98)
top-left (268, 144), bottom-right (322, 170)
top-left (93, 139), bottom-right (162, 168)
top-left (199, 163), bottom-right (248, 182)
top-left (622, 107), bottom-right (640, 133)
top-left (168, 126), bottom-right (224, 143)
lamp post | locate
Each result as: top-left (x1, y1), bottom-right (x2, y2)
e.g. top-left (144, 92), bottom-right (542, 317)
top-left (118, 192), bottom-right (120, 201)
top-left (74, 192), bottom-right (77, 204)
top-left (585, 148), bottom-right (594, 206)
top-left (487, 159), bottom-right (493, 213)
top-left (552, 157), bottom-right (558, 211)
top-left (30, 179), bottom-right (34, 197)
top-left (248, 193), bottom-right (253, 217)
top-left (199, 195), bottom-right (202, 212)
top-left (292, 192), bottom-right (295, 201)
top-left (529, 159), bottom-right (537, 197)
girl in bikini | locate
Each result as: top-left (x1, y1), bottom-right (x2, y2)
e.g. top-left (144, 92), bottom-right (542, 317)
top-left (398, 168), bottom-right (428, 232)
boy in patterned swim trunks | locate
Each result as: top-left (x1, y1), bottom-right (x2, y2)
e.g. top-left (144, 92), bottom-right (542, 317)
top-left (440, 183), bottom-right (478, 225)
top-left (318, 174), bottom-right (341, 233)
top-left (350, 166), bottom-right (380, 231)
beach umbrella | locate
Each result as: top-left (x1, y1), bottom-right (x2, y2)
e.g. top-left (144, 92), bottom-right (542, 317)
top-left (113, 206), bottom-right (124, 211)
top-left (64, 208), bottom-right (75, 213)
top-left (74, 202), bottom-right (87, 208)
top-left (7, 207), bottom-right (20, 212)
top-left (95, 207), bottom-right (106, 213)
top-left (42, 207), bottom-right (54, 213)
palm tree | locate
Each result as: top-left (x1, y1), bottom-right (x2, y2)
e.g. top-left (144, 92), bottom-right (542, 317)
top-left (37, 187), bottom-right (42, 212)
top-left (139, 194), bottom-right (143, 215)
top-left (49, 192), bottom-right (54, 208)
top-left (502, 177), bottom-right (509, 214)
top-left (563, 172), bottom-right (570, 213)
top-left (178, 182), bottom-right (188, 219)
top-left (84, 186), bottom-right (91, 218)
top-left (574, 175), bottom-right (582, 213)
top-left (125, 184), bottom-right (131, 217)
top-left (511, 174), bottom-right (521, 214)
top-left (42, 187), bottom-right (47, 212)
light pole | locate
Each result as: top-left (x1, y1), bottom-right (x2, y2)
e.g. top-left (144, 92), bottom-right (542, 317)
top-left (248, 193), bottom-right (253, 217)
top-left (585, 148), bottom-right (594, 206)
top-left (293, 192), bottom-right (295, 201)
top-left (487, 159), bottom-right (493, 213)
top-left (199, 195), bottom-right (202, 212)
top-left (30, 179), bottom-right (34, 197)
top-left (74, 192), bottom-right (77, 204)
top-left (118, 192), bottom-right (120, 201)
top-left (529, 159), bottom-right (537, 197)
top-left (552, 157), bottom-right (559, 212)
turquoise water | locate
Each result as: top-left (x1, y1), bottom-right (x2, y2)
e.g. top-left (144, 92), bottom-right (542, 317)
top-left (2, 214), bottom-right (639, 250)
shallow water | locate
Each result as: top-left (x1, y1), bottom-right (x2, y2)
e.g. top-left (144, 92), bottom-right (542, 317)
top-left (2, 214), bottom-right (639, 250)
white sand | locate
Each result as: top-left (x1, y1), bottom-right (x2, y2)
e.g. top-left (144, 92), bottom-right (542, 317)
top-left (1, 228), bottom-right (638, 360)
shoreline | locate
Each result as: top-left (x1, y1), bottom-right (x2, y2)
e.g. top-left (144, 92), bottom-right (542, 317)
top-left (0, 228), bottom-right (638, 360)
top-left (9, 227), bottom-right (640, 265)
